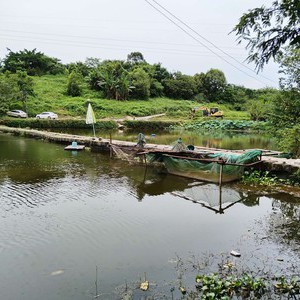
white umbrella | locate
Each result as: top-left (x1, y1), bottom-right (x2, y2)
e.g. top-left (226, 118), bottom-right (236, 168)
top-left (86, 102), bottom-right (96, 138)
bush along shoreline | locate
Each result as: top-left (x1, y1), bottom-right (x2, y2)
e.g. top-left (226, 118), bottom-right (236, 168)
top-left (0, 118), bottom-right (117, 130)
top-left (0, 118), bottom-right (270, 132)
top-left (0, 118), bottom-right (182, 131)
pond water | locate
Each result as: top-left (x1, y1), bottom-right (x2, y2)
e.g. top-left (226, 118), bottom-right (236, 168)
top-left (0, 133), bottom-right (299, 300)
top-left (52, 128), bottom-right (278, 151)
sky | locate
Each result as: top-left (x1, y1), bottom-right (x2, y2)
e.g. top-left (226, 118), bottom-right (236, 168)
top-left (0, 0), bottom-right (278, 89)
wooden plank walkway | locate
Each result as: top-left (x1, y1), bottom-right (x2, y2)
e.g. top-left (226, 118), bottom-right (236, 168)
top-left (1, 125), bottom-right (299, 173)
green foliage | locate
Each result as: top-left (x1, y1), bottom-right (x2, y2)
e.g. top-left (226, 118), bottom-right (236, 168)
top-left (91, 60), bottom-right (133, 100)
top-left (247, 98), bottom-right (270, 121)
top-left (276, 124), bottom-right (300, 157)
top-left (14, 71), bottom-right (35, 113)
top-left (126, 52), bottom-right (146, 65)
top-left (66, 61), bottom-right (91, 77)
top-left (279, 47), bottom-right (300, 90)
top-left (195, 273), bottom-right (266, 299)
top-left (152, 63), bottom-right (172, 84)
top-left (67, 71), bottom-right (83, 97)
top-left (123, 120), bottom-right (179, 131)
top-left (233, 0), bottom-right (300, 70)
top-left (149, 79), bottom-right (164, 97)
top-left (0, 71), bottom-right (34, 114)
top-left (200, 69), bottom-right (227, 102)
top-left (129, 67), bottom-right (151, 99)
top-left (270, 90), bottom-right (300, 128)
top-left (20, 75), bottom-right (197, 119)
top-left (163, 72), bottom-right (197, 99)
top-left (242, 170), bottom-right (279, 186)
top-left (182, 120), bottom-right (267, 131)
top-left (0, 73), bottom-right (18, 114)
top-left (242, 169), bottom-right (300, 186)
top-left (2, 48), bottom-right (65, 75)
top-left (0, 118), bottom-right (117, 129)
top-left (274, 276), bottom-right (300, 296)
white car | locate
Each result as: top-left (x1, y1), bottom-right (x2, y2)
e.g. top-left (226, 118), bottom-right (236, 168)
top-left (36, 112), bottom-right (58, 119)
top-left (7, 110), bottom-right (28, 118)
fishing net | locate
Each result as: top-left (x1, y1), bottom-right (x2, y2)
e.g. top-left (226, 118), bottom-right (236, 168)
top-left (111, 145), bottom-right (133, 162)
top-left (171, 137), bottom-right (186, 152)
top-left (149, 149), bottom-right (262, 183)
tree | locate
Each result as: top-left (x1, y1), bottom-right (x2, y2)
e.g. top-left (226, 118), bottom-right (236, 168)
top-left (66, 61), bottom-right (91, 77)
top-left (67, 71), bottom-right (83, 97)
top-left (129, 63), bottom-right (164, 97)
top-left (163, 72), bottom-right (197, 100)
top-left (127, 52), bottom-right (146, 65)
top-left (200, 69), bottom-right (227, 102)
top-left (0, 71), bottom-right (34, 114)
top-left (233, 0), bottom-right (300, 70)
top-left (94, 60), bottom-right (133, 100)
top-left (12, 71), bottom-right (35, 113)
top-left (278, 47), bottom-right (300, 90)
top-left (2, 48), bottom-right (65, 75)
top-left (129, 67), bottom-right (151, 100)
top-left (0, 73), bottom-right (18, 115)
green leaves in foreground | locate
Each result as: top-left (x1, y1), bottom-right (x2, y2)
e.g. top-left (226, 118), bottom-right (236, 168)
top-left (196, 273), bottom-right (266, 299)
top-left (195, 273), bottom-right (300, 299)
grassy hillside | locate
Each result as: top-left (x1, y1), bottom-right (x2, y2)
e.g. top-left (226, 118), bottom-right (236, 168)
top-left (10, 74), bottom-right (250, 121)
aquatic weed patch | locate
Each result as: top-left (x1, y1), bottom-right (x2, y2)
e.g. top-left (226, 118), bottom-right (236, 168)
top-left (180, 120), bottom-right (269, 131)
top-left (242, 170), bottom-right (300, 187)
top-left (195, 273), bottom-right (267, 299)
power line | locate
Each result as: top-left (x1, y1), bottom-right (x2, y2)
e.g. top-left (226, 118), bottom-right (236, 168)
top-left (144, 0), bottom-right (274, 86)
top-left (150, 0), bottom-right (276, 84)
top-left (0, 29), bottom-right (246, 51)
top-left (0, 36), bottom-right (247, 59)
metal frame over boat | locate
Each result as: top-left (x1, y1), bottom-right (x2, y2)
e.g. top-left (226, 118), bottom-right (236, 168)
top-left (139, 149), bottom-right (262, 184)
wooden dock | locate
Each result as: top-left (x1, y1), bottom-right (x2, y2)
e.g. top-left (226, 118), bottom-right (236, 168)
top-left (1, 125), bottom-right (300, 173)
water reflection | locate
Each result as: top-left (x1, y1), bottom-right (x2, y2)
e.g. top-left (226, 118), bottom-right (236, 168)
top-left (0, 133), bottom-right (299, 300)
top-left (50, 128), bottom-right (277, 151)
top-left (269, 195), bottom-right (300, 253)
top-left (0, 133), bottom-right (268, 214)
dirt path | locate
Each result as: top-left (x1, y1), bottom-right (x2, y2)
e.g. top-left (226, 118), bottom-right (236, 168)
top-left (115, 113), bottom-right (166, 123)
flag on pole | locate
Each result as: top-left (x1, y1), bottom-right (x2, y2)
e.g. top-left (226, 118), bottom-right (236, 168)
top-left (86, 102), bottom-right (96, 138)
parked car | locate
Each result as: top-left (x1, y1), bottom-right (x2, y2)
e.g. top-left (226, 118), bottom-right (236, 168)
top-left (7, 110), bottom-right (28, 118)
top-left (36, 112), bottom-right (58, 119)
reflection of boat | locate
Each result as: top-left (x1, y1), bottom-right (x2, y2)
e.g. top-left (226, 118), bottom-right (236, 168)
top-left (171, 184), bottom-right (252, 214)
top-left (143, 149), bottom-right (262, 183)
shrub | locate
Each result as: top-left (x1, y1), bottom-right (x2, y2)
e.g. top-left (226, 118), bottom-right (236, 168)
top-left (0, 118), bottom-right (117, 129)
top-left (67, 71), bottom-right (83, 97)
top-left (123, 120), bottom-right (180, 131)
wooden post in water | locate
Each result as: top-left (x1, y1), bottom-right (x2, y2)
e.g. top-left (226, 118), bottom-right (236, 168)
top-left (218, 162), bottom-right (224, 213)
top-left (219, 162), bottom-right (223, 186)
top-left (109, 133), bottom-right (113, 158)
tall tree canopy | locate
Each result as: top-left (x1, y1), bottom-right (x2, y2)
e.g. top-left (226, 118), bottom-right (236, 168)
top-left (2, 48), bottom-right (65, 75)
top-left (233, 0), bottom-right (300, 70)
top-left (127, 52), bottom-right (146, 65)
top-left (0, 71), bottom-right (34, 115)
top-left (195, 69), bottom-right (227, 102)
top-left (278, 47), bottom-right (300, 90)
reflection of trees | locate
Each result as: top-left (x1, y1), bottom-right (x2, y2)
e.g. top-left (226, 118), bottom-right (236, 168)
top-left (242, 194), bottom-right (260, 207)
top-left (268, 197), bottom-right (300, 252)
top-left (0, 136), bottom-right (67, 183)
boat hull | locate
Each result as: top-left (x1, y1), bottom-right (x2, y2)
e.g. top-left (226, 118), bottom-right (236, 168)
top-left (162, 156), bottom-right (244, 183)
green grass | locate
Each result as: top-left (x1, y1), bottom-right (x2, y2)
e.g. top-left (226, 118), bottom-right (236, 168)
top-left (7, 74), bottom-right (250, 122)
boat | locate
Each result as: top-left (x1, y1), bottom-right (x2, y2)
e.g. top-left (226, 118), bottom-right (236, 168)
top-left (143, 149), bottom-right (262, 183)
